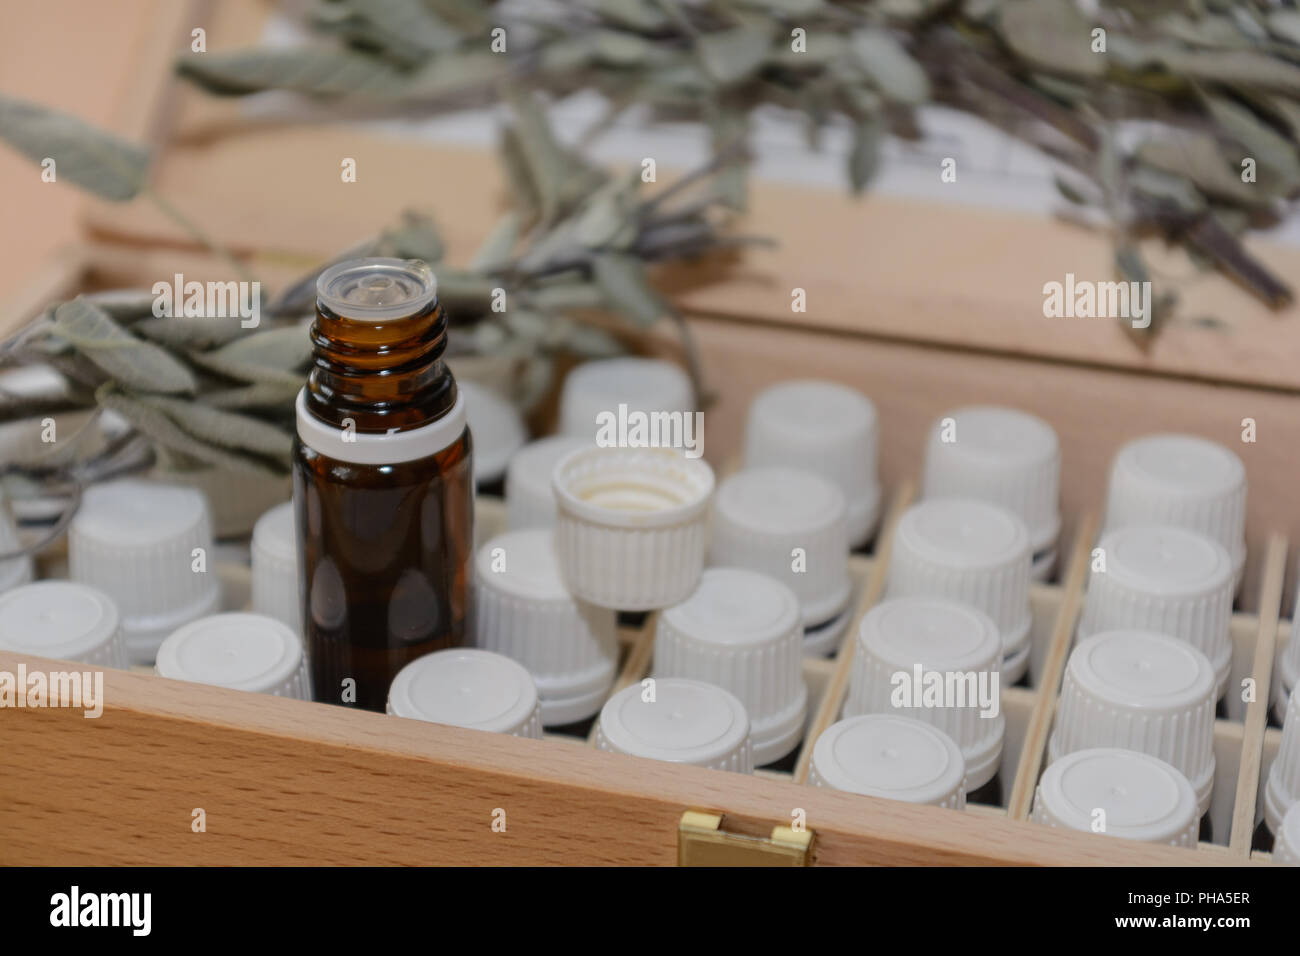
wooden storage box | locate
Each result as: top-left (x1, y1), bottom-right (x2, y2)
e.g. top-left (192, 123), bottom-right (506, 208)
top-left (3, 0), bottom-right (1300, 865)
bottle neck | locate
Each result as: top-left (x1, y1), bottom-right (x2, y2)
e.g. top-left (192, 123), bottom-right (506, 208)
top-left (305, 299), bottom-right (455, 433)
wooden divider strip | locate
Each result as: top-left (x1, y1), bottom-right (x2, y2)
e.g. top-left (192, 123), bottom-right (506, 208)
top-left (1229, 532), bottom-right (1288, 854)
top-left (1006, 513), bottom-right (1097, 821)
top-left (792, 481), bottom-right (916, 784)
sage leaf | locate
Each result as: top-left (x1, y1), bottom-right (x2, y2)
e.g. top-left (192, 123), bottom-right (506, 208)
top-left (142, 395), bottom-right (293, 465)
top-left (850, 29), bottom-right (930, 105)
top-left (98, 387), bottom-right (283, 476)
top-left (696, 25), bottom-right (773, 86)
top-left (189, 325), bottom-right (310, 386)
top-left (0, 95), bottom-right (149, 201)
top-left (592, 254), bottom-right (668, 326)
top-left (999, 0), bottom-right (1105, 78)
top-left (52, 299), bottom-right (196, 394)
top-left (469, 212), bottom-right (521, 273)
top-left (132, 315), bottom-right (250, 349)
top-left (849, 116), bottom-right (883, 192)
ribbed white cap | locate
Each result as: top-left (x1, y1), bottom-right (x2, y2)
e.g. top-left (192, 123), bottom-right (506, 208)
top-left (0, 488), bottom-right (34, 594)
top-left (387, 648), bottom-right (543, 739)
top-left (743, 380), bottom-right (881, 547)
top-left (0, 581), bottom-right (126, 668)
top-left (251, 501), bottom-right (300, 635)
top-left (459, 380), bottom-right (527, 485)
top-left (710, 467), bottom-right (851, 628)
top-left (504, 435), bottom-right (589, 531)
top-left (1276, 594), bottom-right (1299, 718)
top-left (70, 479), bottom-right (221, 665)
top-left (558, 358), bottom-right (694, 442)
top-left (1275, 802), bottom-right (1300, 866)
top-left (1079, 526), bottom-right (1233, 695)
top-left (1031, 748), bottom-right (1199, 847)
top-left (922, 406), bottom-right (1061, 578)
top-left (594, 678), bottom-right (753, 772)
top-left (1265, 690), bottom-right (1300, 834)
top-left (1050, 630), bottom-right (1217, 814)
top-left (1103, 434), bottom-right (1246, 582)
top-left (155, 612), bottom-right (309, 698)
top-left (844, 596), bottom-right (1005, 789)
top-left (885, 498), bottom-right (1033, 682)
top-left (552, 446), bottom-right (714, 610)
top-left (472, 528), bottom-right (618, 725)
top-left (808, 715), bottom-right (967, 809)
top-left (654, 568), bottom-right (807, 765)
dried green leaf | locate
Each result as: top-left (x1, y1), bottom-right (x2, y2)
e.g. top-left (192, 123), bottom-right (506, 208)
top-left (311, 0), bottom-right (460, 66)
top-left (592, 254), bottom-right (668, 325)
top-left (592, 0), bottom-right (670, 31)
top-left (1137, 133), bottom-right (1268, 206)
top-left (380, 210), bottom-right (445, 261)
top-left (1268, 11), bottom-right (1300, 47)
top-left (132, 315), bottom-right (250, 349)
top-left (98, 387), bottom-right (283, 476)
top-left (142, 395), bottom-right (293, 465)
top-left (0, 94), bottom-right (149, 201)
top-left (470, 212), bottom-right (521, 273)
top-left (848, 116), bottom-right (883, 193)
top-left (1203, 96), bottom-right (1300, 195)
top-left (52, 299), bottom-right (196, 394)
top-left (202, 381), bottom-right (304, 410)
top-left (189, 325), bottom-right (310, 386)
top-left (850, 29), bottom-right (930, 105)
top-left (696, 25), bottom-right (774, 86)
top-left (1128, 164), bottom-right (1207, 215)
top-left (998, 0), bottom-right (1105, 78)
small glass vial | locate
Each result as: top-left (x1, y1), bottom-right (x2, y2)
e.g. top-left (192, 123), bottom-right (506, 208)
top-left (844, 596), bottom-right (1005, 806)
top-left (386, 648), bottom-right (543, 739)
top-left (808, 715), bottom-right (967, 810)
top-left (294, 259), bottom-right (474, 711)
top-left (154, 612), bottom-right (310, 699)
top-left (1031, 748), bottom-right (1200, 848)
top-left (594, 678), bottom-right (753, 773)
top-left (0, 581), bottom-right (126, 668)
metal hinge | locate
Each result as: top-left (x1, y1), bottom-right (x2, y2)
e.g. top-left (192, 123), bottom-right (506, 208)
top-left (677, 810), bottom-right (815, 866)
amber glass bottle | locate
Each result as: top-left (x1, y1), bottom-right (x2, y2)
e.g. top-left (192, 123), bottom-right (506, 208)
top-left (293, 259), bottom-right (474, 711)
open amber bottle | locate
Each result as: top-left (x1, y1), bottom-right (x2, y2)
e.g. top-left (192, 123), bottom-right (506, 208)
top-left (293, 258), bottom-right (474, 711)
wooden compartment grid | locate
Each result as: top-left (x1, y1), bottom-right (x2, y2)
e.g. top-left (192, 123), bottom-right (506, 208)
top-left (475, 476), bottom-right (1290, 863)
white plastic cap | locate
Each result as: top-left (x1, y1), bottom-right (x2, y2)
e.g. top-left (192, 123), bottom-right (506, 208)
top-left (155, 612), bottom-right (309, 698)
top-left (472, 529), bottom-right (618, 725)
top-left (844, 596), bottom-right (1005, 790)
top-left (552, 446), bottom-right (714, 610)
top-left (70, 479), bottom-right (221, 665)
top-left (1031, 748), bottom-right (1200, 848)
top-left (743, 380), bottom-right (881, 547)
top-left (0, 488), bottom-right (34, 594)
top-left (654, 568), bottom-right (807, 765)
top-left (922, 406), bottom-right (1061, 579)
top-left (1275, 802), bottom-right (1300, 866)
top-left (387, 648), bottom-right (543, 739)
top-left (885, 498), bottom-right (1033, 682)
top-left (0, 581), bottom-right (125, 668)
top-left (808, 715), bottom-right (967, 809)
top-left (1264, 690), bottom-right (1300, 834)
top-left (558, 357), bottom-right (694, 442)
top-left (1079, 525), bottom-right (1233, 695)
top-left (251, 501), bottom-right (300, 635)
top-left (594, 677), bottom-right (753, 772)
top-left (1051, 630), bottom-right (1217, 814)
top-left (710, 467), bottom-right (851, 629)
top-left (504, 435), bottom-right (589, 531)
top-left (1275, 584), bottom-right (1300, 718)
top-left (458, 380), bottom-right (527, 485)
top-left (1103, 434), bottom-right (1246, 582)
